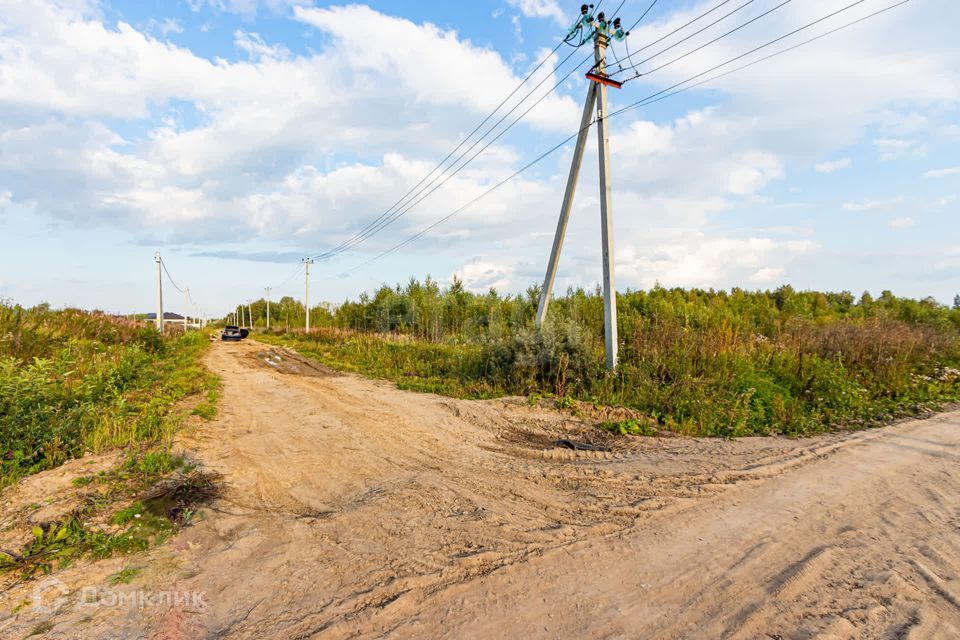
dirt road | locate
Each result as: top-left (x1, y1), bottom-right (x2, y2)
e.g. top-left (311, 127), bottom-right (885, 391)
top-left (5, 339), bottom-right (960, 639)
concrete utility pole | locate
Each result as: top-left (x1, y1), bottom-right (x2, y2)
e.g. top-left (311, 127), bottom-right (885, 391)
top-left (155, 252), bottom-right (164, 332)
top-left (535, 83), bottom-right (597, 327)
top-left (183, 289), bottom-right (190, 332)
top-left (595, 36), bottom-right (618, 370)
top-left (535, 30), bottom-right (619, 370)
top-left (247, 302), bottom-right (253, 329)
top-left (265, 287), bottom-right (272, 331)
top-left (303, 258), bottom-right (314, 333)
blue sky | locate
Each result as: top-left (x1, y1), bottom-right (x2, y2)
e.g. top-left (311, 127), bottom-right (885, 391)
top-left (0, 0), bottom-right (957, 317)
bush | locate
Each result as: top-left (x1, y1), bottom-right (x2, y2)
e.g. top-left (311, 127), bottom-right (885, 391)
top-left (482, 321), bottom-right (602, 395)
top-left (247, 283), bottom-right (960, 437)
top-left (0, 303), bottom-right (215, 487)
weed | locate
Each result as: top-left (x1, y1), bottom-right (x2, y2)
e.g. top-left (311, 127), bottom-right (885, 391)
top-left (28, 621), bottom-right (54, 637)
top-left (0, 303), bottom-right (217, 488)
top-left (107, 566), bottom-right (141, 585)
top-left (600, 419), bottom-right (657, 437)
top-left (112, 502), bottom-right (146, 526)
top-left (1, 458), bottom-right (219, 580)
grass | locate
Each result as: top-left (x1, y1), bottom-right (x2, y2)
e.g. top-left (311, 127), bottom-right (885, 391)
top-left (600, 419), bottom-right (658, 437)
top-left (0, 302), bottom-right (221, 583)
top-left (0, 302), bottom-right (218, 488)
top-left (107, 566), bottom-right (141, 585)
top-left (0, 450), bottom-right (219, 581)
top-left (251, 283), bottom-right (960, 437)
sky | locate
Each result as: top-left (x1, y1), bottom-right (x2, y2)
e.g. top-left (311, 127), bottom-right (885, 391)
top-left (0, 0), bottom-right (957, 317)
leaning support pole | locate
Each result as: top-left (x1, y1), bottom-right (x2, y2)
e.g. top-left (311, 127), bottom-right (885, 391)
top-left (594, 35), bottom-right (618, 370)
top-left (535, 83), bottom-right (598, 328)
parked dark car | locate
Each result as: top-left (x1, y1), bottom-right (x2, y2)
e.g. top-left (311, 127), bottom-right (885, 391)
top-left (221, 325), bottom-right (246, 341)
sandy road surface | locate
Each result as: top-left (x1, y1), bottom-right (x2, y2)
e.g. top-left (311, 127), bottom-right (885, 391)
top-left (5, 339), bottom-right (959, 639)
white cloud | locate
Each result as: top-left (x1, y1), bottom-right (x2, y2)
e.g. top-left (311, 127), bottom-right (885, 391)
top-left (924, 167), bottom-right (960, 178)
top-left (455, 259), bottom-right (515, 292)
top-left (2, 0), bottom-right (960, 306)
top-left (233, 29), bottom-right (289, 61)
top-left (726, 152), bottom-right (783, 195)
top-left (506, 0), bottom-right (566, 24)
top-left (0, 191), bottom-right (11, 209)
top-left (888, 217), bottom-right (915, 229)
top-left (511, 15), bottom-right (523, 45)
top-left (614, 234), bottom-right (816, 290)
top-left (186, 0), bottom-right (308, 17)
top-left (934, 194), bottom-right (957, 209)
top-left (0, 1), bottom-right (578, 238)
top-left (842, 197), bottom-right (906, 212)
top-left (874, 138), bottom-right (927, 161)
top-left (815, 157), bottom-right (852, 174)
top-left (750, 267), bottom-right (785, 283)
top-left (145, 18), bottom-right (183, 36)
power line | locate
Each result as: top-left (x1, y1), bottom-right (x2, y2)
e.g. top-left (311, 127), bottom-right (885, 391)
top-left (310, 45), bottom-right (591, 261)
top-left (611, 0), bottom-right (776, 78)
top-left (269, 261), bottom-right (304, 291)
top-left (607, 0), bottom-right (662, 72)
top-left (345, 0), bottom-right (909, 273)
top-left (312, 0), bottom-right (743, 263)
top-left (616, 0), bottom-right (911, 116)
top-left (348, 130), bottom-right (585, 273)
top-left (159, 258), bottom-right (186, 293)
top-left (627, 0), bottom-right (661, 31)
top-left (309, 22), bottom-right (588, 262)
top-left (619, 0), bottom-right (872, 90)
top-left (619, 0), bottom-right (739, 75)
top-left (317, 50), bottom-right (598, 263)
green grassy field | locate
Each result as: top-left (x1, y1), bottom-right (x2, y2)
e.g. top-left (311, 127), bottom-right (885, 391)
top-left (0, 303), bottom-right (221, 579)
top-left (251, 282), bottom-right (960, 437)
top-left (0, 303), bottom-right (217, 488)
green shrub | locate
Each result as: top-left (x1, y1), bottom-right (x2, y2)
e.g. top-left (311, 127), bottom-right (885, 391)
top-left (0, 303), bottom-right (217, 487)
top-left (250, 283), bottom-right (960, 437)
top-left (482, 321), bottom-right (602, 395)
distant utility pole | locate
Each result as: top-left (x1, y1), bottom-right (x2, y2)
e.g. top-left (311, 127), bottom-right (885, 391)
top-left (183, 289), bottom-right (190, 332)
top-left (265, 287), bottom-right (272, 331)
top-left (536, 28), bottom-right (619, 370)
top-left (303, 258), bottom-right (314, 333)
top-left (155, 252), bottom-right (164, 332)
top-left (247, 302), bottom-right (253, 329)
